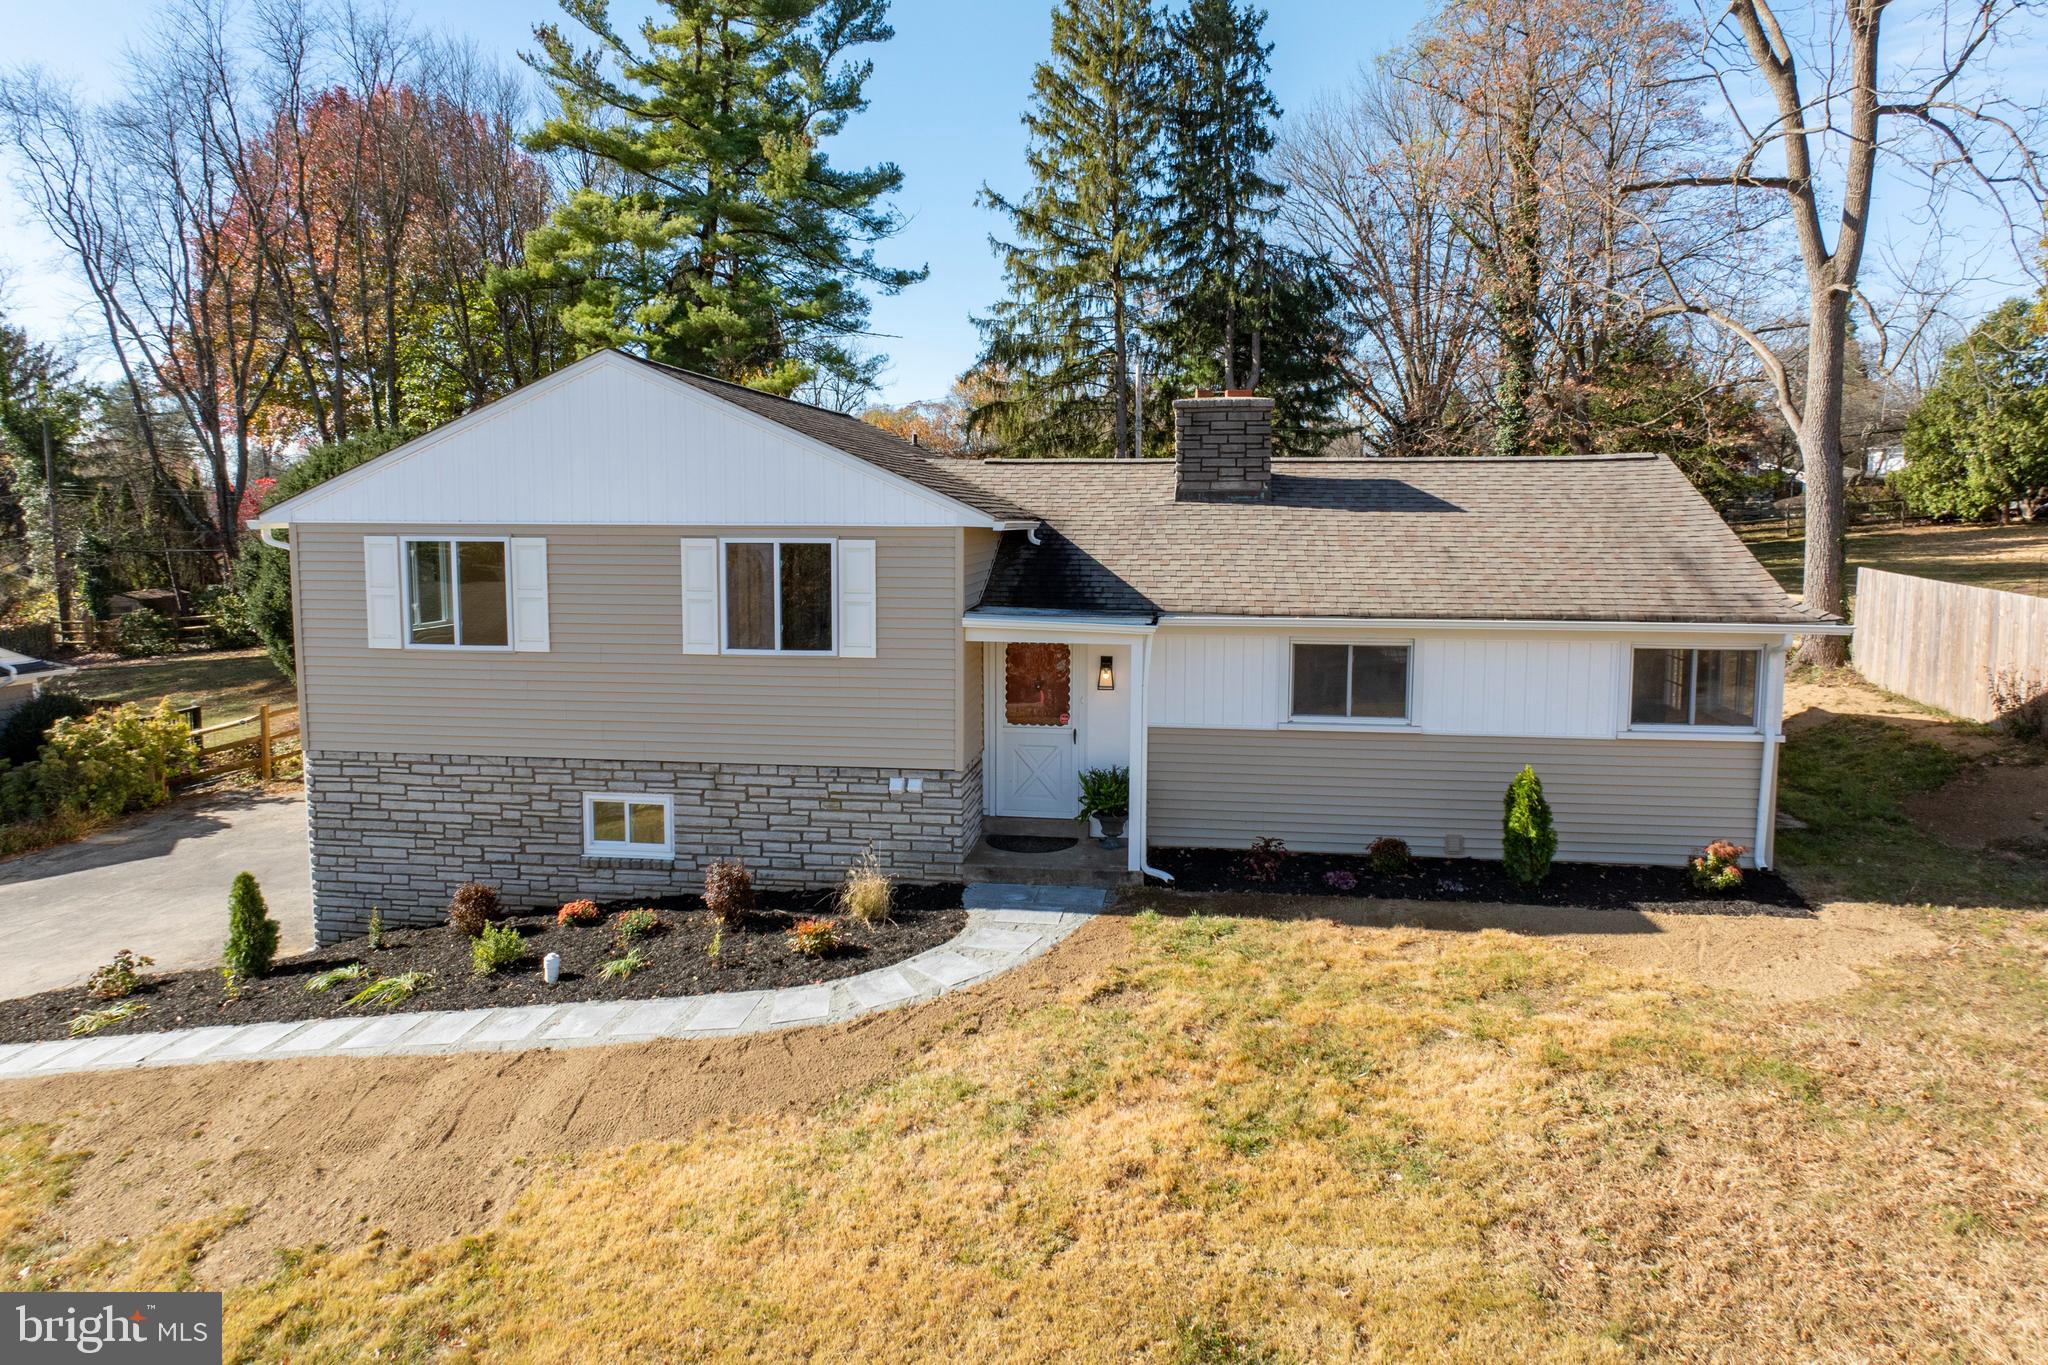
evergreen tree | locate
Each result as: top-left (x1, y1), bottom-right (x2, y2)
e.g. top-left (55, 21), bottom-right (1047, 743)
top-left (1502, 765), bottom-right (1557, 887)
top-left (223, 871), bottom-right (281, 984)
top-left (975, 0), bottom-right (1169, 459)
top-left (1148, 0), bottom-right (1348, 455)
top-left (1896, 299), bottom-right (2048, 522)
top-left (512, 0), bottom-right (923, 397)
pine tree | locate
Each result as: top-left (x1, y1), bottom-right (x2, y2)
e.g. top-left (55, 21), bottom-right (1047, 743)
top-left (512, 0), bottom-right (923, 397)
top-left (1149, 0), bottom-right (1349, 454)
top-left (974, 0), bottom-right (1169, 459)
top-left (223, 871), bottom-right (280, 983)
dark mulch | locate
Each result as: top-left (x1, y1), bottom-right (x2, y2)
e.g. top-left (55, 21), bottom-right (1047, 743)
top-left (0, 884), bottom-right (967, 1045)
top-left (1149, 847), bottom-right (1809, 916)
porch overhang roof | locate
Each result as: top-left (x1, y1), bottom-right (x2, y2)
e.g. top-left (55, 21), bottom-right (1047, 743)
top-left (962, 608), bottom-right (1157, 644)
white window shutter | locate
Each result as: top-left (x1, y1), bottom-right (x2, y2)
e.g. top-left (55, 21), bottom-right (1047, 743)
top-left (681, 537), bottom-right (720, 654)
top-left (838, 539), bottom-right (877, 658)
top-left (509, 537), bottom-right (550, 651)
top-left (363, 536), bottom-right (402, 649)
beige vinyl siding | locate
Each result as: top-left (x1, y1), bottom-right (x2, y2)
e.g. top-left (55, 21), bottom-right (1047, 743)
top-left (963, 527), bottom-right (1000, 609)
top-left (297, 523), bottom-right (962, 768)
top-left (963, 640), bottom-right (985, 768)
top-left (1150, 728), bottom-right (1760, 866)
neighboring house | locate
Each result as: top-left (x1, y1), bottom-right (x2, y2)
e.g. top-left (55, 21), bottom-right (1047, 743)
top-left (258, 351), bottom-right (1847, 941)
top-left (0, 649), bottom-right (77, 721)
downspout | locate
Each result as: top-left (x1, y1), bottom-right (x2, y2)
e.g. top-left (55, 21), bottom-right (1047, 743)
top-left (1753, 639), bottom-right (1790, 869)
top-left (1128, 634), bottom-right (1174, 883)
top-left (259, 523), bottom-right (291, 551)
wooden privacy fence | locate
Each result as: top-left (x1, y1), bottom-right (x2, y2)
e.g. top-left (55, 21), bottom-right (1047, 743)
top-left (1852, 567), bottom-right (2048, 722)
top-left (172, 702), bottom-right (302, 789)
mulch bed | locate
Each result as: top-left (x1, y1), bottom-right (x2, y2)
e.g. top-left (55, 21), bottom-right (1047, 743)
top-left (0, 885), bottom-right (967, 1046)
top-left (1149, 847), bottom-right (1809, 916)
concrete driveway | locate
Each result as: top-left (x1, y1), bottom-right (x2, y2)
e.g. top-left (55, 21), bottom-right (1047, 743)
top-left (0, 792), bottom-right (312, 999)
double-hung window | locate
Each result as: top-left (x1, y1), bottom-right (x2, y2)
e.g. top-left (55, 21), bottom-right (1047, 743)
top-left (404, 538), bottom-right (509, 648)
top-left (583, 793), bottom-right (673, 858)
top-left (1290, 642), bottom-right (1411, 722)
top-left (723, 539), bottom-right (834, 653)
top-left (1629, 648), bottom-right (1760, 728)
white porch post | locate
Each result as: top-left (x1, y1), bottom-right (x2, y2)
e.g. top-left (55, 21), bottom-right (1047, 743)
top-left (1127, 636), bottom-right (1149, 874)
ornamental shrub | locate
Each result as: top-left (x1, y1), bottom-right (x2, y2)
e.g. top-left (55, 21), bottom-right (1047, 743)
top-left (1502, 766), bottom-right (1557, 887)
top-left (614, 907), bottom-right (660, 947)
top-left (471, 922), bottom-right (525, 975)
top-left (1237, 837), bottom-right (1289, 883)
top-left (1367, 836), bottom-right (1413, 876)
top-left (223, 871), bottom-right (280, 982)
top-left (1, 700), bottom-right (196, 824)
top-left (786, 917), bottom-right (838, 957)
top-left (114, 607), bottom-right (179, 657)
top-left (0, 688), bottom-right (91, 767)
top-left (557, 898), bottom-right (602, 927)
top-left (86, 949), bottom-right (154, 1000)
top-left (1689, 840), bottom-right (1747, 894)
top-left (448, 881), bottom-right (501, 937)
top-left (703, 858), bottom-right (754, 926)
top-left (194, 585), bottom-right (260, 649)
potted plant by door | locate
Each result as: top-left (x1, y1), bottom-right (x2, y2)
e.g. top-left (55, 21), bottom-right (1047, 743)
top-left (1077, 766), bottom-right (1130, 849)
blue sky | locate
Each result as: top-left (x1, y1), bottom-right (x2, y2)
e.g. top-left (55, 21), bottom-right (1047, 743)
top-left (3, 0), bottom-right (2037, 408)
top-left (0, 0), bottom-right (1429, 407)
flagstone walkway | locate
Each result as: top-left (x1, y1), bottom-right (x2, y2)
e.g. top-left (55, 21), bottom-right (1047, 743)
top-left (0, 884), bottom-right (1105, 1082)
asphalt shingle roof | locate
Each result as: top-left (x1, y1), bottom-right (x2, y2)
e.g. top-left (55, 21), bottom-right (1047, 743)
top-left (630, 357), bottom-right (1039, 525)
top-left (947, 455), bottom-right (1826, 626)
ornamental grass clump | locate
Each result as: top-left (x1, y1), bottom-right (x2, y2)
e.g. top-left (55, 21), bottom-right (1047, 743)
top-left (838, 848), bottom-right (893, 925)
top-left (69, 1000), bottom-right (147, 1036)
top-left (222, 871), bottom-right (280, 984)
top-left (1502, 766), bottom-right (1557, 888)
top-left (600, 948), bottom-right (648, 981)
top-left (1689, 840), bottom-right (1747, 893)
top-left (704, 859), bottom-right (754, 926)
top-left (787, 918), bottom-right (838, 958)
top-left (448, 881), bottom-right (502, 938)
top-left (347, 972), bottom-right (433, 1009)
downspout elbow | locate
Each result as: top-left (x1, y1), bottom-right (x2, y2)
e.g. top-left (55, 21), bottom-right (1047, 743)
top-left (260, 524), bottom-right (290, 551)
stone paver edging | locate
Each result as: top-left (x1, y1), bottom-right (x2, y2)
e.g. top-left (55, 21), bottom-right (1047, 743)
top-left (0, 884), bottom-right (1103, 1082)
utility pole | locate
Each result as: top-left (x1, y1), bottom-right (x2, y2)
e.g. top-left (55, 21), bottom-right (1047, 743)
top-left (38, 382), bottom-right (73, 642)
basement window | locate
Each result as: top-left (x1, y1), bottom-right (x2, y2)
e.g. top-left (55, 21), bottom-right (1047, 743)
top-left (1629, 648), bottom-right (1759, 728)
top-left (583, 793), bottom-right (674, 859)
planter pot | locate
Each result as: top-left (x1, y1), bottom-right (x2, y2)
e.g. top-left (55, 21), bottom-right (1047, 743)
top-left (1095, 814), bottom-right (1127, 850)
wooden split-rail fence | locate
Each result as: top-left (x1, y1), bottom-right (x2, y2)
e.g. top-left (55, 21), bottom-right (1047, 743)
top-left (172, 702), bottom-right (303, 789)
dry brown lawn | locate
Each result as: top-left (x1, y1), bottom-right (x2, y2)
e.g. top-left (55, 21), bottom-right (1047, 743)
top-left (1, 673), bottom-right (2044, 1362)
top-left (1744, 520), bottom-right (2048, 606)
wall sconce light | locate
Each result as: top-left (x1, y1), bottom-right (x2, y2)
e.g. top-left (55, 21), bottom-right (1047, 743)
top-left (1097, 655), bottom-right (1115, 690)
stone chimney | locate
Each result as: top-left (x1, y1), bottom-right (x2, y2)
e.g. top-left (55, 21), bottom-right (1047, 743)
top-left (1173, 390), bottom-right (1274, 502)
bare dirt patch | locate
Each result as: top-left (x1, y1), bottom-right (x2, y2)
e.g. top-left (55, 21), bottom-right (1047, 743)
top-left (0, 916), bottom-right (1132, 1286)
top-left (1903, 756), bottom-right (2048, 856)
top-left (1785, 668), bottom-right (2002, 756)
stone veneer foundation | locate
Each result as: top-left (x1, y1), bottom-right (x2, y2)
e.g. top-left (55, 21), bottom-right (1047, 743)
top-left (306, 750), bottom-right (983, 942)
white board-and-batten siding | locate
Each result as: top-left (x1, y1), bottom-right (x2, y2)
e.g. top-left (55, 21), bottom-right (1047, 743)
top-left (1148, 629), bottom-right (1781, 739)
top-left (269, 353), bottom-right (991, 529)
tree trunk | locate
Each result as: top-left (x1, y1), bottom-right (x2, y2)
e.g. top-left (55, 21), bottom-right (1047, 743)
top-left (1112, 287), bottom-right (1131, 459)
top-left (1795, 294), bottom-right (1850, 666)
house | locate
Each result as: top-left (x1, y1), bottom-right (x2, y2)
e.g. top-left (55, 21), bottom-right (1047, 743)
top-left (257, 351), bottom-right (1846, 941)
top-left (0, 648), bottom-right (77, 721)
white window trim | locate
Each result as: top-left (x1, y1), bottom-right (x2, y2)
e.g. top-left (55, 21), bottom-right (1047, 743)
top-left (582, 791), bottom-right (675, 859)
top-left (399, 535), bottom-right (514, 652)
top-left (718, 537), bottom-right (838, 656)
top-left (1623, 646), bottom-right (1764, 736)
top-left (1286, 637), bottom-right (1415, 726)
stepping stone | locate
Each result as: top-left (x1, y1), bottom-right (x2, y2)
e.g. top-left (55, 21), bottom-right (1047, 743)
top-left (213, 1021), bottom-right (308, 1057)
top-left (36, 1033), bottom-right (132, 1071)
top-left (0, 1043), bottom-right (38, 1073)
top-left (407, 1011), bottom-right (493, 1047)
top-left (0, 1041), bottom-right (82, 1077)
top-left (908, 950), bottom-right (987, 988)
top-left (342, 1014), bottom-right (430, 1049)
top-left (543, 1002), bottom-right (629, 1040)
top-left (685, 993), bottom-right (763, 1032)
top-left (766, 986), bottom-right (832, 1026)
top-left (96, 1031), bottom-right (186, 1067)
top-left (271, 1017), bottom-right (370, 1054)
top-left (955, 925), bottom-right (1044, 955)
top-left (474, 1008), bottom-right (556, 1044)
top-left (145, 1026), bottom-right (241, 1064)
top-left (607, 998), bottom-right (701, 1037)
top-left (844, 968), bottom-right (920, 1010)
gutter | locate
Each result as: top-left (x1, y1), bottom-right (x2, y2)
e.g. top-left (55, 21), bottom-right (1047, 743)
top-left (1159, 613), bottom-right (1853, 637)
top-left (256, 521), bottom-right (291, 550)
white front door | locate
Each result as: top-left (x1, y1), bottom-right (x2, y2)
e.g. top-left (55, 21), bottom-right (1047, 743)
top-left (995, 642), bottom-right (1080, 818)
